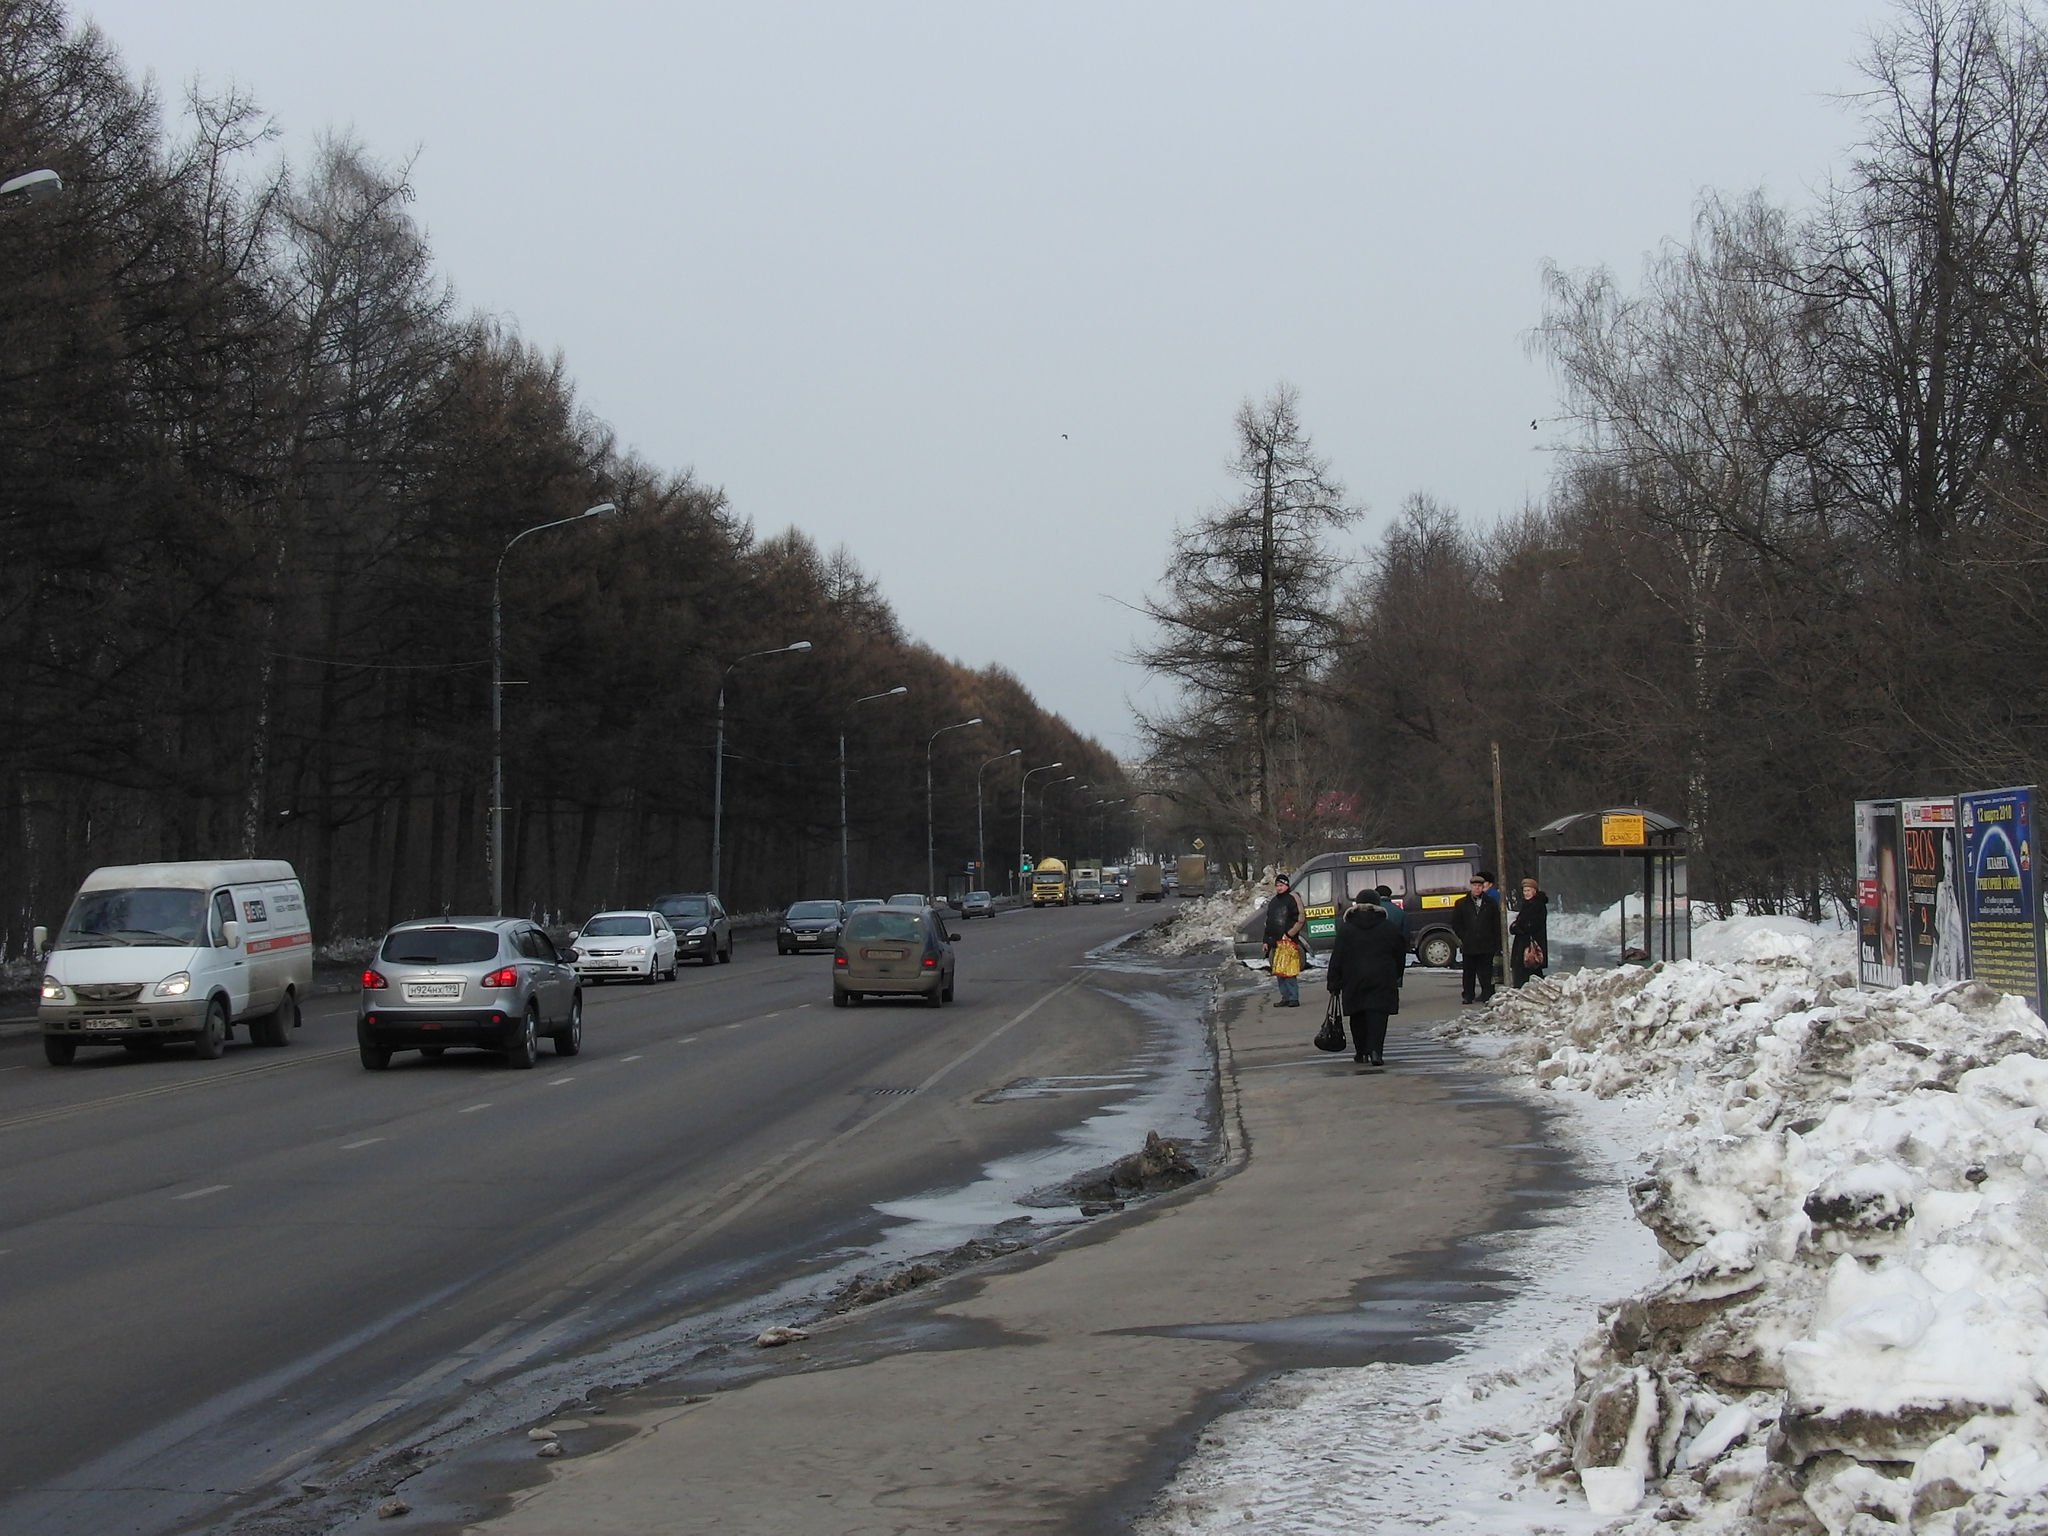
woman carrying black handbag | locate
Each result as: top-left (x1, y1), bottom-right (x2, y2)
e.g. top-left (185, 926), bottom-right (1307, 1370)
top-left (1510, 876), bottom-right (1550, 988)
top-left (1323, 897), bottom-right (1405, 1067)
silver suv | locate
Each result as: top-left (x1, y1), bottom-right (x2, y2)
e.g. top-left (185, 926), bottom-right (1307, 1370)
top-left (357, 917), bottom-right (582, 1070)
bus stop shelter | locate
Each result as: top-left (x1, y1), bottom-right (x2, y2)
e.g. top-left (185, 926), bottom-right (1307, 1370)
top-left (1530, 807), bottom-right (1690, 971)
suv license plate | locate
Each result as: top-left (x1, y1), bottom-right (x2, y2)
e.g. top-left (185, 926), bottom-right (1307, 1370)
top-left (405, 982), bottom-right (463, 1001)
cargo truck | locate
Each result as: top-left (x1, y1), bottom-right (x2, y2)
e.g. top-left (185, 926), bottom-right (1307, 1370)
top-left (1030, 856), bottom-right (1070, 907)
top-left (1130, 864), bottom-right (1164, 901)
top-left (1175, 854), bottom-right (1207, 896)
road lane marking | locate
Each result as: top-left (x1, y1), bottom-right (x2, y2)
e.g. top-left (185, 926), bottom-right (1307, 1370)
top-left (340, 1137), bottom-right (385, 1150)
top-left (673, 1036), bottom-right (700, 1044)
top-left (174, 1185), bottom-right (230, 1201)
top-left (459, 1103), bottom-right (493, 1114)
top-left (620, 1054), bottom-right (642, 1063)
top-left (547, 1076), bottom-right (574, 1086)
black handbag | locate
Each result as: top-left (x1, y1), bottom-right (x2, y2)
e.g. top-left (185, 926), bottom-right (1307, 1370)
top-left (1313, 996), bottom-right (1347, 1052)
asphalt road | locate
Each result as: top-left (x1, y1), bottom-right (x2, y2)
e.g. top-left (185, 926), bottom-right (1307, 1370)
top-left (0, 898), bottom-right (1191, 1536)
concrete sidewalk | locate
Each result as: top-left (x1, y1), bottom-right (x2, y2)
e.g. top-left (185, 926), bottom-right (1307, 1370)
top-left (443, 967), bottom-right (1543, 1535)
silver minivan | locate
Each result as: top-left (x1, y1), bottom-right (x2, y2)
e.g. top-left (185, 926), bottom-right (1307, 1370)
top-left (357, 917), bottom-right (582, 1070)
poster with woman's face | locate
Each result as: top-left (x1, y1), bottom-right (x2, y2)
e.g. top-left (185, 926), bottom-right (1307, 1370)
top-left (1857, 800), bottom-right (1904, 988)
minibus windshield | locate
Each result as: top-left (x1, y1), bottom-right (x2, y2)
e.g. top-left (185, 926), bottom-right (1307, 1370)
top-left (58, 888), bottom-right (208, 948)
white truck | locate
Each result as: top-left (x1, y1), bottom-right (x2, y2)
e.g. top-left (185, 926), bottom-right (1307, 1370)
top-left (36, 860), bottom-right (313, 1065)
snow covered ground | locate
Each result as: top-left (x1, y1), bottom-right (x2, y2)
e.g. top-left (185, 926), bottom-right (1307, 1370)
top-left (1138, 905), bottom-right (2048, 1535)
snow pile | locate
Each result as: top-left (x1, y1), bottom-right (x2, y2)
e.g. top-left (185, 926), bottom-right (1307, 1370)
top-left (1146, 918), bottom-right (2048, 1535)
top-left (1148, 884), bottom-right (1265, 957)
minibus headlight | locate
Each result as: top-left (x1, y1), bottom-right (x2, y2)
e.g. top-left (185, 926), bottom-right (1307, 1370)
top-left (40, 975), bottom-right (66, 1003)
top-left (154, 971), bottom-right (193, 998)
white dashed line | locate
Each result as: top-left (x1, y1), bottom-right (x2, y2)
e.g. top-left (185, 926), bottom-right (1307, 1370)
top-left (174, 1185), bottom-right (230, 1201)
top-left (459, 1103), bottom-right (493, 1114)
top-left (620, 1054), bottom-right (642, 1063)
top-left (548, 1076), bottom-right (574, 1086)
top-left (674, 1036), bottom-right (700, 1045)
top-left (341, 1137), bottom-right (385, 1150)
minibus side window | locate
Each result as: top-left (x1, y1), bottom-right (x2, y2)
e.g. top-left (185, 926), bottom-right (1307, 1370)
top-left (1304, 870), bottom-right (1334, 907)
top-left (1416, 861), bottom-right (1474, 901)
top-left (210, 890), bottom-right (236, 946)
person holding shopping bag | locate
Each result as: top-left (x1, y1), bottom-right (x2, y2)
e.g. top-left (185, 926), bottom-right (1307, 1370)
top-left (1263, 874), bottom-right (1305, 1007)
top-left (1324, 895), bottom-right (1404, 1067)
top-left (1510, 876), bottom-right (1550, 987)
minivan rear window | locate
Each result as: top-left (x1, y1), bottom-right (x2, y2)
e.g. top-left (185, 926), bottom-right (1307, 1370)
top-left (381, 927), bottom-right (500, 965)
top-left (846, 912), bottom-right (923, 943)
top-left (656, 896), bottom-right (708, 917)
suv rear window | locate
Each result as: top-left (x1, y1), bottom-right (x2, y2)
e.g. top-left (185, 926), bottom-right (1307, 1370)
top-left (845, 911), bottom-right (924, 943)
top-left (381, 927), bottom-right (500, 965)
top-left (656, 896), bottom-right (709, 917)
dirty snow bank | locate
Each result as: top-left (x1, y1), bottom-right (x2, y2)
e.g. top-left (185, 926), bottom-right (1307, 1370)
top-left (1143, 917), bottom-right (2048, 1535)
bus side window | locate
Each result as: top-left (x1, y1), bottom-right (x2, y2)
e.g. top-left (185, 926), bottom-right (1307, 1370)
top-left (1416, 861), bottom-right (1473, 902)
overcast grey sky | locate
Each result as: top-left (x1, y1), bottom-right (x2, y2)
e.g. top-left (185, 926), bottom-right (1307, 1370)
top-left (83, 0), bottom-right (1898, 756)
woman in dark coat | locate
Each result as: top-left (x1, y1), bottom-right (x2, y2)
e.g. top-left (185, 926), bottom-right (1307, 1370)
top-left (1510, 876), bottom-right (1550, 988)
top-left (1324, 899), bottom-right (1405, 1066)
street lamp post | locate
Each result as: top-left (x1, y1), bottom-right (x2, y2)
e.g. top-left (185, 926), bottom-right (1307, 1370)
top-left (976, 749), bottom-right (1021, 895)
top-left (1038, 776), bottom-right (1079, 857)
top-left (924, 717), bottom-right (983, 899)
top-left (711, 640), bottom-right (812, 896)
top-left (1017, 762), bottom-right (1064, 897)
top-left (492, 501), bottom-right (616, 915)
top-left (841, 686), bottom-right (909, 900)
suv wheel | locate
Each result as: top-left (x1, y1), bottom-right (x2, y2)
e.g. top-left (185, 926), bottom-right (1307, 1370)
top-left (718, 935), bottom-right (732, 963)
top-left (505, 1003), bottom-right (539, 1069)
top-left (553, 994), bottom-right (583, 1057)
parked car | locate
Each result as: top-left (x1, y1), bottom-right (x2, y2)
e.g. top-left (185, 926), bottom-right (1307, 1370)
top-left (833, 904), bottom-right (958, 1008)
top-left (357, 917), bottom-right (582, 1070)
top-left (778, 899), bottom-right (846, 955)
top-left (570, 910), bottom-right (677, 983)
top-left (958, 890), bottom-right (994, 918)
top-left (652, 892), bottom-right (732, 965)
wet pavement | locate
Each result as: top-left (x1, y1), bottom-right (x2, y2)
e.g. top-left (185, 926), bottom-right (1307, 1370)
top-left (380, 954), bottom-right (1574, 1536)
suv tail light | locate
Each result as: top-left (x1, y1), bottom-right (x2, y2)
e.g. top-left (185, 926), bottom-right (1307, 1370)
top-left (361, 969), bottom-right (388, 990)
top-left (481, 966), bottom-right (519, 989)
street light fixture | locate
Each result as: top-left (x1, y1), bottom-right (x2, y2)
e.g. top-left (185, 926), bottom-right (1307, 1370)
top-left (492, 501), bottom-right (616, 915)
top-left (841, 686), bottom-right (909, 900)
top-left (1017, 761), bottom-right (1064, 895)
top-left (0, 169), bottom-right (62, 205)
top-left (976, 748), bottom-right (1022, 893)
top-left (925, 717), bottom-right (983, 899)
top-left (711, 640), bottom-right (812, 896)
top-left (1037, 775), bottom-right (1078, 855)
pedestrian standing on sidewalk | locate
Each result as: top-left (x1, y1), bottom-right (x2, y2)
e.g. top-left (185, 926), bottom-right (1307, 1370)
top-left (1452, 871), bottom-right (1502, 1004)
top-left (1324, 895), bottom-right (1404, 1066)
top-left (1373, 885), bottom-right (1410, 985)
top-left (1264, 874), bottom-right (1306, 1007)
top-left (1510, 875), bottom-right (1550, 988)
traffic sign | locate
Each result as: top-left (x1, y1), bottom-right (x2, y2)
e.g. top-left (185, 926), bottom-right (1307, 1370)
top-left (1192, 837), bottom-right (1205, 851)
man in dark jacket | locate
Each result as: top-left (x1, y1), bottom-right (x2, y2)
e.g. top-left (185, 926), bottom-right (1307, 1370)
top-left (1263, 874), bottom-right (1305, 1007)
top-left (1324, 899), bottom-right (1404, 1066)
top-left (1451, 871), bottom-right (1501, 1004)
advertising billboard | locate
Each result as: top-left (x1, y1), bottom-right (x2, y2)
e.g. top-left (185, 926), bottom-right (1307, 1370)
top-left (1902, 797), bottom-right (1965, 985)
top-left (1856, 799), bottom-right (1904, 988)
top-left (1958, 786), bottom-right (2043, 1015)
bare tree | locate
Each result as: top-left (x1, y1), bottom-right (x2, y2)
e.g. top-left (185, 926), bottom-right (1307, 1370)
top-left (1131, 384), bottom-right (1355, 868)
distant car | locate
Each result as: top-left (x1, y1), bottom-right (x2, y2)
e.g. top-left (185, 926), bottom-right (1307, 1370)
top-left (833, 904), bottom-right (958, 1008)
top-left (1072, 877), bottom-right (1102, 904)
top-left (570, 910), bottom-right (677, 983)
top-left (887, 892), bottom-right (933, 909)
top-left (778, 899), bottom-right (846, 955)
top-left (844, 898), bottom-right (885, 916)
top-left (652, 892), bottom-right (732, 965)
top-left (1099, 879), bottom-right (1124, 903)
top-left (958, 890), bottom-right (994, 918)
top-left (357, 917), bottom-right (582, 1070)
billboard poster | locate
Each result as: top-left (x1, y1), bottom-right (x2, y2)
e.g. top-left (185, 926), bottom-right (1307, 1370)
top-left (1856, 799), bottom-right (1904, 988)
top-left (1959, 786), bottom-right (2043, 1016)
top-left (1902, 797), bottom-right (1964, 985)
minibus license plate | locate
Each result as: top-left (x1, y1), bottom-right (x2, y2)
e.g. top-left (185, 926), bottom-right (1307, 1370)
top-left (83, 1017), bottom-right (124, 1029)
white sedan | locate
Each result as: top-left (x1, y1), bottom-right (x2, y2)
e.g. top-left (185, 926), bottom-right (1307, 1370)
top-left (570, 911), bottom-right (678, 983)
